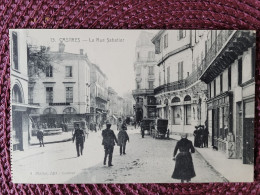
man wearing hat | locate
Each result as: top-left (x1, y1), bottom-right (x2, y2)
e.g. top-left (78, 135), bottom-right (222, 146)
top-left (72, 123), bottom-right (85, 157)
top-left (102, 122), bottom-right (118, 167)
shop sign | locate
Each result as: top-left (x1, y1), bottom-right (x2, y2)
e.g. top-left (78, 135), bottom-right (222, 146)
top-left (49, 103), bottom-right (70, 106)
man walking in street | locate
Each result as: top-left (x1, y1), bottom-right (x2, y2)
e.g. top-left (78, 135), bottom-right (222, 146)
top-left (37, 129), bottom-right (44, 147)
top-left (102, 122), bottom-right (118, 167)
top-left (72, 123), bottom-right (85, 157)
top-left (117, 126), bottom-right (129, 155)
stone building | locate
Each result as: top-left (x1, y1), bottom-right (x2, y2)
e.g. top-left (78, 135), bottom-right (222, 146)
top-left (199, 30), bottom-right (255, 164)
top-left (132, 31), bottom-right (157, 122)
top-left (28, 42), bottom-right (91, 130)
top-left (152, 30), bottom-right (207, 134)
top-left (10, 30), bottom-right (40, 151)
top-left (89, 63), bottom-right (108, 125)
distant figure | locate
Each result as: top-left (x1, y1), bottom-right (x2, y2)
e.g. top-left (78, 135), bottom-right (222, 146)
top-left (172, 133), bottom-right (196, 183)
top-left (140, 120), bottom-right (144, 138)
top-left (117, 127), bottom-right (129, 155)
top-left (72, 123), bottom-right (85, 157)
top-left (37, 129), bottom-right (44, 147)
top-left (203, 125), bottom-right (209, 148)
top-left (193, 126), bottom-right (200, 147)
top-left (102, 122), bottom-right (118, 167)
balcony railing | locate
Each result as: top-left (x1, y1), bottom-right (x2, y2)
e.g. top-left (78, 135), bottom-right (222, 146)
top-left (154, 30), bottom-right (235, 95)
top-left (132, 89), bottom-right (154, 96)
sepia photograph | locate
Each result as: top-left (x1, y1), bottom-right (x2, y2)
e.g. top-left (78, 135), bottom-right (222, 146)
top-left (10, 29), bottom-right (255, 184)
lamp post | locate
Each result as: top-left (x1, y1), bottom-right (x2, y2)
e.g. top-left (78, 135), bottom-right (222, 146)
top-left (87, 82), bottom-right (96, 124)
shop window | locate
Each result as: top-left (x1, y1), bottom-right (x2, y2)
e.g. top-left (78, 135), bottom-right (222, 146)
top-left (186, 105), bottom-right (191, 125)
top-left (173, 106), bottom-right (181, 125)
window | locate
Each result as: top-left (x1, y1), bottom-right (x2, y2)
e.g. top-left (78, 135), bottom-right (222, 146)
top-left (136, 66), bottom-right (141, 75)
top-left (137, 52), bottom-right (140, 60)
top-left (228, 66), bottom-right (231, 90)
top-left (238, 58), bottom-right (242, 85)
top-left (159, 72), bottom-right (161, 85)
top-left (46, 87), bottom-right (53, 103)
top-left (164, 34), bottom-right (168, 48)
top-left (167, 66), bottom-right (170, 83)
top-left (178, 61), bottom-right (183, 81)
top-left (186, 105), bottom-right (191, 125)
top-left (148, 81), bottom-right (154, 89)
top-left (12, 32), bottom-right (18, 70)
top-left (155, 39), bottom-right (161, 54)
top-left (136, 81), bottom-right (140, 89)
top-left (220, 74), bottom-right (223, 93)
top-left (28, 87), bottom-right (33, 104)
top-left (46, 66), bottom-right (53, 77)
top-left (65, 66), bottom-right (72, 77)
top-left (148, 66), bottom-right (154, 75)
top-left (148, 51), bottom-right (154, 60)
top-left (66, 87), bottom-right (73, 103)
top-left (178, 30), bottom-right (186, 40)
top-left (252, 46), bottom-right (256, 78)
top-left (214, 80), bottom-right (216, 97)
top-left (208, 84), bottom-right (211, 98)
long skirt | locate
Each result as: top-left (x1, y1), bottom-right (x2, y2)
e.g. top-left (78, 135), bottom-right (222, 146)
top-left (172, 152), bottom-right (196, 180)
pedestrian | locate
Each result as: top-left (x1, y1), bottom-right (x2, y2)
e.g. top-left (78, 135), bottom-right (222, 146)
top-left (37, 129), bottom-right (44, 147)
top-left (117, 126), bottom-right (129, 155)
top-left (198, 126), bottom-right (204, 148)
top-left (193, 126), bottom-right (200, 147)
top-left (72, 123), bottom-right (85, 157)
top-left (140, 120), bottom-right (144, 138)
top-left (172, 133), bottom-right (196, 183)
top-left (102, 122), bottom-right (118, 167)
top-left (203, 125), bottom-right (209, 148)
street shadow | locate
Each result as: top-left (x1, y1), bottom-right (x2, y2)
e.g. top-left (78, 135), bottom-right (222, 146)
top-left (58, 156), bottom-right (78, 160)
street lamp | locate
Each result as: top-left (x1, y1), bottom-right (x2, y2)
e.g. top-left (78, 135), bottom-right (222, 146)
top-left (87, 82), bottom-right (96, 124)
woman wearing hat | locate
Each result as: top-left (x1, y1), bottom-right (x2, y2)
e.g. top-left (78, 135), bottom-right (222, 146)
top-left (172, 133), bottom-right (196, 183)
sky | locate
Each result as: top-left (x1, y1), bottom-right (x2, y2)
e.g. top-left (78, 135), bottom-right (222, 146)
top-left (26, 29), bottom-right (157, 96)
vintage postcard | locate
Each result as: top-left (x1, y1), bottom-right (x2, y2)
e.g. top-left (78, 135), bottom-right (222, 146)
top-left (10, 29), bottom-right (255, 183)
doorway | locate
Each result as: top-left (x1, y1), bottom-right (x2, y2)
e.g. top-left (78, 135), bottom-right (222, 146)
top-left (236, 102), bottom-right (243, 159)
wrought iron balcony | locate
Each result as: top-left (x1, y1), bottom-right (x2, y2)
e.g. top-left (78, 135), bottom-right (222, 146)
top-left (132, 89), bottom-right (154, 96)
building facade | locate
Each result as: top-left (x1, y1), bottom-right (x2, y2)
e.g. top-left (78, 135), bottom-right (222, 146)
top-left (29, 42), bottom-right (91, 130)
top-left (199, 30), bottom-right (255, 164)
top-left (107, 87), bottom-right (118, 124)
top-left (10, 30), bottom-right (39, 151)
top-left (152, 30), bottom-right (207, 134)
top-left (89, 63), bottom-right (108, 125)
top-left (132, 31), bottom-right (157, 122)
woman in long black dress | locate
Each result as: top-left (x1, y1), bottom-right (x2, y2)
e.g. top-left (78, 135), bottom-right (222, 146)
top-left (172, 133), bottom-right (196, 183)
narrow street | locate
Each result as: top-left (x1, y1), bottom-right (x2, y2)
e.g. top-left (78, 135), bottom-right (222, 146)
top-left (13, 126), bottom-right (226, 183)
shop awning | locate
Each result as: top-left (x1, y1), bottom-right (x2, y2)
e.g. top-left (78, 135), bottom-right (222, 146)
top-left (12, 103), bottom-right (41, 111)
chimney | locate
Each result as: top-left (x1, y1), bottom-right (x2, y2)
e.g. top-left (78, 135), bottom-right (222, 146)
top-left (59, 41), bottom-right (65, 53)
top-left (80, 49), bottom-right (84, 55)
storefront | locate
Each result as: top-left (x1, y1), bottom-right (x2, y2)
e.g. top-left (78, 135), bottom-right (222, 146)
top-left (207, 91), bottom-right (233, 153)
